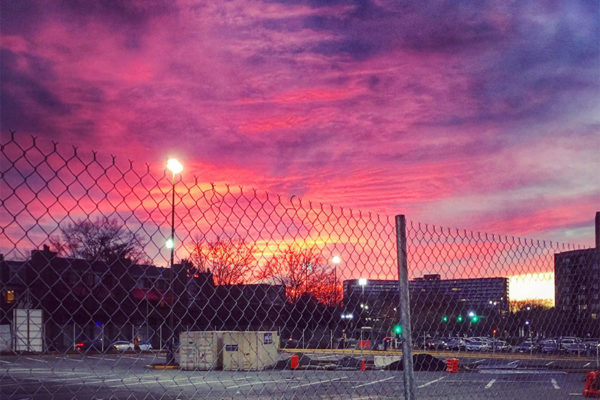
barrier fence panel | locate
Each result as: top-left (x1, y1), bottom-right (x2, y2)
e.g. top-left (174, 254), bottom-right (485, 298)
top-left (1, 133), bottom-right (598, 400)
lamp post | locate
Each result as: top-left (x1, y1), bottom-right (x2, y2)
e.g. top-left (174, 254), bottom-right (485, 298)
top-left (331, 256), bottom-right (341, 304)
top-left (165, 158), bottom-right (182, 365)
top-left (358, 278), bottom-right (367, 337)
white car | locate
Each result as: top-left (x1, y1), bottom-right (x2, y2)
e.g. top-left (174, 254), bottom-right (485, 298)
top-left (465, 340), bottom-right (490, 352)
top-left (138, 341), bottom-right (153, 351)
top-left (111, 340), bottom-right (134, 352)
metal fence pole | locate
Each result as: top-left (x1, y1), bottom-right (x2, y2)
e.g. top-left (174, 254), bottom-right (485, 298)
top-left (396, 215), bottom-right (416, 400)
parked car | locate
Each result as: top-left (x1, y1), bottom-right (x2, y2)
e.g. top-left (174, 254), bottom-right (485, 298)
top-left (583, 338), bottom-right (600, 353)
top-left (465, 340), bottom-right (490, 352)
top-left (540, 339), bottom-right (559, 354)
top-left (445, 338), bottom-right (467, 351)
top-left (425, 338), bottom-right (448, 350)
top-left (490, 340), bottom-right (510, 352)
top-left (76, 340), bottom-right (104, 353)
top-left (111, 340), bottom-right (134, 352)
top-left (138, 340), bottom-right (153, 351)
top-left (559, 337), bottom-right (586, 354)
top-left (516, 340), bottom-right (539, 353)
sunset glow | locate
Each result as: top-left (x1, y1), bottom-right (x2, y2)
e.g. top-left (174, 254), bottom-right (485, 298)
top-left (1, 1), bottom-right (597, 249)
top-left (508, 272), bottom-right (555, 305)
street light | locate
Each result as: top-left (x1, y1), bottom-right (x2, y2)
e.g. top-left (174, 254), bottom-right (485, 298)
top-left (165, 158), bottom-right (182, 365)
top-left (358, 278), bottom-right (367, 328)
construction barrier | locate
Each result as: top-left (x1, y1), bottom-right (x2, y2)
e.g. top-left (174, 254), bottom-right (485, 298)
top-left (446, 358), bottom-right (459, 373)
top-left (584, 370), bottom-right (600, 398)
top-left (290, 354), bottom-right (299, 370)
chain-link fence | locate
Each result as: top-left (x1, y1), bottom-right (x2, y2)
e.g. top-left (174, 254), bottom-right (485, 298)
top-left (1, 133), bottom-right (599, 399)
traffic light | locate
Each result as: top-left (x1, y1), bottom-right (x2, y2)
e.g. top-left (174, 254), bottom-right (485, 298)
top-left (442, 315), bottom-right (448, 323)
top-left (470, 314), bottom-right (479, 323)
top-left (393, 324), bottom-right (402, 335)
top-left (457, 315), bottom-right (464, 322)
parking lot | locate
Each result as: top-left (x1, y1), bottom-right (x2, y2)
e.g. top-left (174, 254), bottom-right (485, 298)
top-left (1, 350), bottom-right (595, 399)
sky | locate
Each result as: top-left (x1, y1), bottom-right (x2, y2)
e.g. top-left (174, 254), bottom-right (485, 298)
top-left (2, 0), bottom-right (599, 247)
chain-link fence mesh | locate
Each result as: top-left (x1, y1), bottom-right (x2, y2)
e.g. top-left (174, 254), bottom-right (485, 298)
top-left (1, 133), bottom-right (599, 399)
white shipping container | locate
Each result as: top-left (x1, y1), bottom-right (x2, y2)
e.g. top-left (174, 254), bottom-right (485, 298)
top-left (222, 331), bottom-right (279, 371)
top-left (179, 331), bottom-right (222, 370)
top-left (13, 309), bottom-right (43, 352)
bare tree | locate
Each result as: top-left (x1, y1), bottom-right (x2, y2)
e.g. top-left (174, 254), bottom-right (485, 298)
top-left (188, 236), bottom-right (256, 285)
top-left (257, 244), bottom-right (338, 304)
top-left (49, 217), bottom-right (147, 263)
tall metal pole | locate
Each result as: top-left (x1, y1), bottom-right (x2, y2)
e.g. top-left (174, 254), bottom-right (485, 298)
top-left (166, 173), bottom-right (176, 365)
top-left (395, 215), bottom-right (415, 400)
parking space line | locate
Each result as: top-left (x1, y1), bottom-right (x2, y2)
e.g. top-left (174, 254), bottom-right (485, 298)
top-left (60, 357), bottom-right (83, 362)
top-left (0, 359), bottom-right (11, 364)
top-left (473, 359), bottom-right (486, 364)
top-left (485, 379), bottom-right (496, 389)
top-left (289, 376), bottom-right (347, 389)
top-left (48, 375), bottom-right (101, 382)
top-left (583, 362), bottom-right (591, 367)
top-left (417, 376), bottom-right (446, 388)
top-left (107, 378), bottom-right (169, 387)
top-left (164, 378), bottom-right (238, 388)
top-left (551, 378), bottom-right (560, 389)
top-left (6, 368), bottom-right (49, 373)
top-left (226, 379), bottom-right (290, 389)
top-left (353, 376), bottom-right (395, 388)
top-left (545, 361), bottom-right (554, 366)
top-left (24, 357), bottom-right (47, 363)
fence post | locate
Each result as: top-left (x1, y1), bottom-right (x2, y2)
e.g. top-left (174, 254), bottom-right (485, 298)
top-left (396, 215), bottom-right (416, 400)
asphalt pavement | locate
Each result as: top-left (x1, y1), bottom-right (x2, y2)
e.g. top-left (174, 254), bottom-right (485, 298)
top-left (0, 351), bottom-right (595, 399)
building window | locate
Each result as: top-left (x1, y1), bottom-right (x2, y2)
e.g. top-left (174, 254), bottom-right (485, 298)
top-left (4, 289), bottom-right (15, 303)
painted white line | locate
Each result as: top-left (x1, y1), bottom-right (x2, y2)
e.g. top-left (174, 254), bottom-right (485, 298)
top-left (473, 359), bottom-right (486, 364)
top-left (479, 370), bottom-right (567, 375)
top-left (226, 379), bottom-right (290, 389)
top-left (60, 357), bottom-right (83, 362)
top-left (551, 378), bottom-right (560, 390)
top-left (507, 361), bottom-right (519, 366)
top-left (83, 355), bottom-right (121, 361)
top-left (290, 376), bottom-right (347, 389)
top-left (353, 375), bottom-right (395, 388)
top-left (417, 376), bottom-right (446, 388)
top-left (0, 359), bottom-right (11, 364)
top-left (24, 357), bottom-right (47, 363)
top-left (163, 378), bottom-right (238, 388)
top-left (583, 362), bottom-right (591, 368)
top-left (49, 375), bottom-right (100, 382)
top-left (545, 361), bottom-right (554, 366)
top-left (485, 379), bottom-right (496, 389)
top-left (569, 392), bottom-right (583, 396)
top-left (6, 369), bottom-right (50, 373)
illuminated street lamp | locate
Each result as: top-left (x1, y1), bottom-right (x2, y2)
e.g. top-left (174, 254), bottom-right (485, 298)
top-left (165, 158), bottom-right (182, 365)
top-left (358, 277), bottom-right (367, 292)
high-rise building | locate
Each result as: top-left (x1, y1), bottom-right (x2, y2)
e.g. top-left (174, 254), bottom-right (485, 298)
top-left (343, 275), bottom-right (509, 313)
top-left (554, 212), bottom-right (600, 322)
